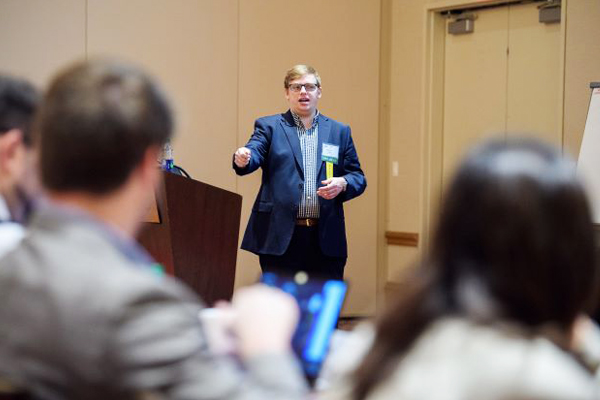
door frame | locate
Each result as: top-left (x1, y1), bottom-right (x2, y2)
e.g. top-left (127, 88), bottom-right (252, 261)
top-left (419, 0), bottom-right (568, 250)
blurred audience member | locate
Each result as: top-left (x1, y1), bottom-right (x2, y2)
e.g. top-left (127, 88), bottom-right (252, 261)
top-left (0, 60), bottom-right (307, 400)
top-left (0, 74), bottom-right (39, 256)
top-left (319, 138), bottom-right (600, 400)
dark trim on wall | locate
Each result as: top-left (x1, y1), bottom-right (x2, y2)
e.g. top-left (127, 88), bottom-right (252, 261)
top-left (385, 231), bottom-right (419, 247)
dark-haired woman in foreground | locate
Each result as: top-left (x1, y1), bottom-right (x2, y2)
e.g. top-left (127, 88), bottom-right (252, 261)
top-left (320, 138), bottom-right (600, 400)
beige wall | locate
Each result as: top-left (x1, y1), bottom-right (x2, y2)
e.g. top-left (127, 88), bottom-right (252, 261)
top-left (0, 0), bottom-right (380, 316)
top-left (0, 0), bottom-right (86, 86)
top-left (383, 0), bottom-right (427, 286)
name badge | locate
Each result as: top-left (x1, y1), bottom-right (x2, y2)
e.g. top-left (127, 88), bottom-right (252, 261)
top-left (322, 143), bottom-right (339, 164)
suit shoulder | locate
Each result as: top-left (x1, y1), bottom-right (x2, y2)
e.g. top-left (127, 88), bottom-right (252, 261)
top-left (256, 113), bottom-right (285, 125)
top-left (3, 226), bottom-right (199, 310)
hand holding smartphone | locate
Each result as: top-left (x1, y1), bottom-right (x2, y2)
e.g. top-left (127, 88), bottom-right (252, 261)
top-left (261, 271), bottom-right (348, 384)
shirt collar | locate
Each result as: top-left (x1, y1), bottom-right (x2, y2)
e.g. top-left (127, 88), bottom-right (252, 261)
top-left (291, 110), bottom-right (320, 130)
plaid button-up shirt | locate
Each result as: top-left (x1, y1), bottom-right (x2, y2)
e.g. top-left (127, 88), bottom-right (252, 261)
top-left (292, 111), bottom-right (320, 219)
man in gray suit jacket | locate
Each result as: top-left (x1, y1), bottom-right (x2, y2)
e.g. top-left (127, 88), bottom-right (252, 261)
top-left (0, 60), bottom-right (307, 400)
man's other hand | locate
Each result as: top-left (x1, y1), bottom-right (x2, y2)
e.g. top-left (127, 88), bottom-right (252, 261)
top-left (317, 177), bottom-right (347, 200)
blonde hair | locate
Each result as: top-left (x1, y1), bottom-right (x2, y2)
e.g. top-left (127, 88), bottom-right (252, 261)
top-left (284, 65), bottom-right (321, 88)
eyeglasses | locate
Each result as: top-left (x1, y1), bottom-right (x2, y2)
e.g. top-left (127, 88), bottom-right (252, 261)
top-left (288, 83), bottom-right (319, 92)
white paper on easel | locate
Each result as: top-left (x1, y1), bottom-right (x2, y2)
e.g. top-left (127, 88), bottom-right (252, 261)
top-left (577, 86), bottom-right (600, 223)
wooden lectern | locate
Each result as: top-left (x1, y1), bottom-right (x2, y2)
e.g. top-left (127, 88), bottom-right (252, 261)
top-left (138, 171), bottom-right (242, 305)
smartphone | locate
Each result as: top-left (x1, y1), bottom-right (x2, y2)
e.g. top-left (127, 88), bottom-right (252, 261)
top-left (260, 272), bottom-right (348, 384)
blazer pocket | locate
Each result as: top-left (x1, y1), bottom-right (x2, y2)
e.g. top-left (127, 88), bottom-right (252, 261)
top-left (255, 202), bottom-right (273, 213)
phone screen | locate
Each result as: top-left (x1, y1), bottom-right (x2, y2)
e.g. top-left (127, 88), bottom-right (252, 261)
top-left (261, 272), bottom-right (348, 383)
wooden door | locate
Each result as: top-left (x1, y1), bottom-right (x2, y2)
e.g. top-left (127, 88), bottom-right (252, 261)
top-left (441, 2), bottom-right (561, 187)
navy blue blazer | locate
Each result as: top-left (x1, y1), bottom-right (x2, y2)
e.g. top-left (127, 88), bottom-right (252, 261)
top-left (234, 110), bottom-right (366, 258)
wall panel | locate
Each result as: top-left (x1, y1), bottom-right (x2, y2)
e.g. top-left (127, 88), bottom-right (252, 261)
top-left (506, 2), bottom-right (561, 146)
top-left (236, 0), bottom-right (380, 315)
top-left (0, 0), bottom-right (85, 87)
top-left (87, 0), bottom-right (239, 192)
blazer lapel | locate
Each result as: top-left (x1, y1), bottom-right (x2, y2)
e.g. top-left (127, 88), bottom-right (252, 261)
top-left (317, 114), bottom-right (331, 178)
top-left (280, 111), bottom-right (304, 179)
